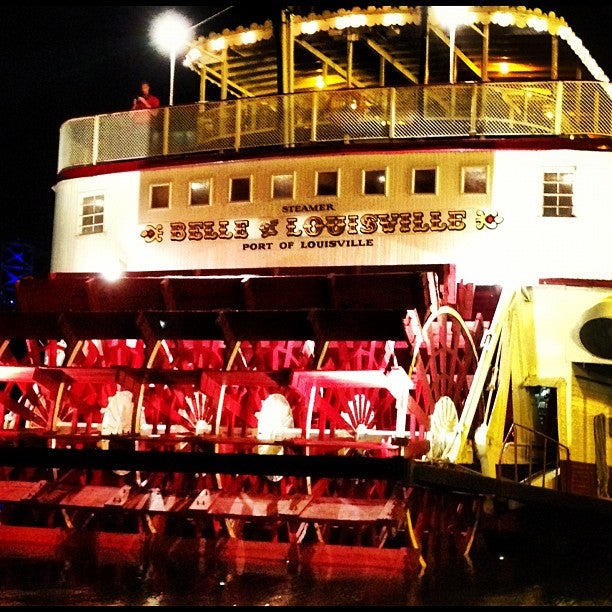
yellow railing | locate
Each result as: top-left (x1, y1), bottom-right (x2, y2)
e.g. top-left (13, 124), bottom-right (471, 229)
top-left (58, 81), bottom-right (612, 173)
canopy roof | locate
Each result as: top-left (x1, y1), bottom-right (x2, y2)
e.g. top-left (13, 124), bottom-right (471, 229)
top-left (183, 5), bottom-right (608, 100)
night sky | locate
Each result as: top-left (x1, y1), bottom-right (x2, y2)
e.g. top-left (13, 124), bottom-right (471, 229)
top-left (2, 4), bottom-right (611, 275)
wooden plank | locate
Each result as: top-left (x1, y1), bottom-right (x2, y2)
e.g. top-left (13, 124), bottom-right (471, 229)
top-left (291, 368), bottom-right (413, 391)
top-left (30, 482), bottom-right (76, 505)
top-left (205, 492), bottom-right (304, 518)
top-left (202, 492), bottom-right (402, 524)
top-left (299, 496), bottom-right (402, 523)
top-left (147, 490), bottom-right (178, 512)
top-left (60, 485), bottom-right (125, 508)
top-left (188, 488), bottom-right (218, 512)
top-left (379, 497), bottom-right (403, 521)
top-left (0, 480), bottom-right (47, 502)
top-left (123, 492), bottom-right (150, 511)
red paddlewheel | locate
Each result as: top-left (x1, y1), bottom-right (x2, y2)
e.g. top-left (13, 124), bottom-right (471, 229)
top-left (406, 306), bottom-right (485, 442)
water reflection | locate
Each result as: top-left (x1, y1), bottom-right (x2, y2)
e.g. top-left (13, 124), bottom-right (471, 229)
top-left (0, 543), bottom-right (609, 606)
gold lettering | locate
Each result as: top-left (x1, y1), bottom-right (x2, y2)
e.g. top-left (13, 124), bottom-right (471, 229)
top-left (164, 209), bottom-right (468, 243)
top-left (347, 214), bottom-right (359, 235)
top-left (170, 222), bottom-right (186, 241)
top-left (259, 219), bottom-right (279, 238)
top-left (325, 215), bottom-right (347, 236)
top-left (429, 211), bottom-right (447, 231)
top-left (398, 212), bottom-right (411, 232)
top-left (200, 221), bottom-right (217, 239)
top-left (360, 214), bottom-right (378, 234)
top-left (376, 213), bottom-right (400, 234)
top-left (303, 216), bottom-right (325, 237)
top-left (234, 219), bottom-right (250, 239)
top-left (218, 220), bottom-right (232, 239)
top-left (412, 212), bottom-right (430, 232)
top-left (188, 221), bottom-right (203, 240)
top-left (285, 217), bottom-right (301, 237)
top-left (448, 210), bottom-right (467, 230)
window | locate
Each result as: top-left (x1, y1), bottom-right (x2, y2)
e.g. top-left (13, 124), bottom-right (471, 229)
top-left (413, 168), bottom-right (437, 194)
top-left (363, 169), bottom-right (387, 195)
top-left (80, 194), bottom-right (104, 235)
top-left (272, 174), bottom-right (295, 199)
top-left (189, 179), bottom-right (211, 206)
top-left (150, 183), bottom-right (170, 209)
top-left (543, 168), bottom-right (575, 217)
top-left (230, 176), bottom-right (251, 203)
top-left (462, 166), bottom-right (488, 194)
top-left (316, 171), bottom-right (339, 196)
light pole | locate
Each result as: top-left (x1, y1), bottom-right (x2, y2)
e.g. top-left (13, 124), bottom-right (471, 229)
top-left (151, 7), bottom-right (235, 105)
top-left (169, 47), bottom-right (177, 107)
top-left (151, 10), bottom-right (191, 106)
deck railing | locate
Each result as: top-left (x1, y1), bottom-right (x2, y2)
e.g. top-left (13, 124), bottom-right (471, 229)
top-left (498, 423), bottom-right (571, 492)
top-left (58, 80), bottom-right (612, 173)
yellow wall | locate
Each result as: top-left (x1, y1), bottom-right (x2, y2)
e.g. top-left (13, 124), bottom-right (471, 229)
top-left (570, 372), bottom-right (612, 465)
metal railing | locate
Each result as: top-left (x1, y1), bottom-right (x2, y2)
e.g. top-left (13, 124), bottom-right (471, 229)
top-left (498, 422), bottom-right (571, 492)
top-left (58, 81), bottom-right (612, 173)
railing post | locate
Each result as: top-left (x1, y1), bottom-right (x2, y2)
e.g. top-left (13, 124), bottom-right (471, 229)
top-left (469, 83), bottom-right (478, 136)
top-left (162, 107), bottom-right (170, 156)
top-left (311, 91), bottom-right (318, 142)
top-left (388, 88), bottom-right (396, 139)
top-left (554, 81), bottom-right (563, 135)
top-left (92, 115), bottom-right (100, 166)
top-left (593, 84), bottom-right (601, 134)
top-left (283, 93), bottom-right (295, 148)
top-left (235, 99), bottom-right (242, 151)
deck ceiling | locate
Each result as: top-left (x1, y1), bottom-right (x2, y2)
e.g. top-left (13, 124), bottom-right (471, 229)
top-left (14, 269), bottom-right (440, 316)
top-left (186, 6), bottom-right (603, 99)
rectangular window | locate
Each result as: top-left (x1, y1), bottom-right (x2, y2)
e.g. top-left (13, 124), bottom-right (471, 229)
top-left (413, 168), bottom-right (437, 194)
top-left (150, 183), bottom-right (171, 209)
top-left (80, 194), bottom-right (104, 235)
top-left (230, 176), bottom-right (251, 203)
top-left (462, 166), bottom-right (488, 194)
top-left (316, 170), bottom-right (339, 196)
top-left (363, 169), bottom-right (387, 195)
top-left (189, 179), bottom-right (211, 206)
top-left (272, 173), bottom-right (295, 199)
top-left (543, 167), bottom-right (575, 217)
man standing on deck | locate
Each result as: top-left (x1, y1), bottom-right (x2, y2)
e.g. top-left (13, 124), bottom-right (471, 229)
top-left (131, 81), bottom-right (161, 155)
top-left (132, 80), bottom-right (160, 113)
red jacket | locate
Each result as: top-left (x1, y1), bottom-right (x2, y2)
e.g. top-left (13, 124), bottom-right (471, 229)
top-left (132, 94), bottom-right (160, 111)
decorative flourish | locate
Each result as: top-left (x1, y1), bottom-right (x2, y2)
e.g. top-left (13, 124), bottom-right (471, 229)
top-left (181, 391), bottom-right (212, 435)
top-left (101, 389), bottom-right (136, 435)
top-left (340, 393), bottom-right (375, 438)
top-left (428, 395), bottom-right (459, 460)
top-left (141, 224), bottom-right (164, 242)
top-left (256, 393), bottom-right (294, 442)
top-left (259, 219), bottom-right (279, 238)
top-left (475, 210), bottom-right (503, 230)
top-left (255, 393), bottom-right (295, 481)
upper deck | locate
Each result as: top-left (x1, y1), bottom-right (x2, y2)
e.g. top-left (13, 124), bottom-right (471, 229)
top-left (58, 79), bottom-right (612, 175)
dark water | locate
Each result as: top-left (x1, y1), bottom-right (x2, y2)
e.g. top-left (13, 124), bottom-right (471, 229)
top-left (0, 543), bottom-right (609, 607)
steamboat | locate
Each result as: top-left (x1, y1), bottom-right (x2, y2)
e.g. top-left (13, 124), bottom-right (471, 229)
top-left (0, 5), bottom-right (610, 580)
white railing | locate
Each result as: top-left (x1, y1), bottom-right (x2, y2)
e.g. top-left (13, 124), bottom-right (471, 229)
top-left (58, 81), bottom-right (612, 173)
